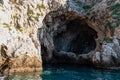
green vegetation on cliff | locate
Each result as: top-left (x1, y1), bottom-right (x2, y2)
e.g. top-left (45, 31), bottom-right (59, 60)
top-left (106, 3), bottom-right (120, 33)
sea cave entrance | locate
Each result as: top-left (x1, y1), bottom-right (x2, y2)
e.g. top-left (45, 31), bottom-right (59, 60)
top-left (40, 10), bottom-right (98, 64)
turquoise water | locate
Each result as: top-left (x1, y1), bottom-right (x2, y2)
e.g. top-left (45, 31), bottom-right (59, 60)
top-left (41, 65), bottom-right (120, 80)
top-left (1, 65), bottom-right (120, 80)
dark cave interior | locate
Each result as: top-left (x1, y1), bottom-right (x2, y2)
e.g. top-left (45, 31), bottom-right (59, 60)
top-left (53, 19), bottom-right (98, 55)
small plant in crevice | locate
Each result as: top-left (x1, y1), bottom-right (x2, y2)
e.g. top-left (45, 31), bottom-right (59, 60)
top-left (0, 0), bottom-right (3, 4)
top-left (107, 0), bottom-right (115, 5)
top-left (83, 4), bottom-right (93, 12)
top-left (32, 13), bottom-right (41, 21)
top-left (73, 0), bottom-right (82, 7)
top-left (106, 20), bottom-right (120, 36)
top-left (14, 20), bottom-right (23, 33)
top-left (3, 23), bottom-right (12, 31)
top-left (109, 3), bottom-right (120, 10)
top-left (18, 28), bottom-right (23, 33)
top-left (37, 4), bottom-right (46, 10)
top-left (28, 9), bottom-right (34, 15)
top-left (27, 6), bottom-right (42, 22)
top-left (27, 6), bottom-right (34, 19)
top-left (9, 0), bottom-right (21, 5)
top-left (108, 3), bottom-right (120, 21)
top-left (103, 37), bottom-right (113, 43)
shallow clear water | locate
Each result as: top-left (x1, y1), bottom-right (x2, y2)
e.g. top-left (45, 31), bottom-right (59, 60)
top-left (1, 65), bottom-right (120, 80)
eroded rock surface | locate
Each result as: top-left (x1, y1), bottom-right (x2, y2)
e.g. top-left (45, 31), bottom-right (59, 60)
top-left (39, 0), bottom-right (120, 68)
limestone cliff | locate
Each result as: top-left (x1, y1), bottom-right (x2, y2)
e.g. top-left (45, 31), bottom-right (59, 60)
top-left (1, 0), bottom-right (120, 74)
top-left (0, 0), bottom-right (44, 73)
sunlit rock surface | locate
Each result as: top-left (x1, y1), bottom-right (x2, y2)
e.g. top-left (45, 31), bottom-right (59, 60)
top-left (0, 0), bottom-right (45, 73)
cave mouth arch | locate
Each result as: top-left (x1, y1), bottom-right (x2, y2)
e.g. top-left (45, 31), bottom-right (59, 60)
top-left (40, 10), bottom-right (99, 63)
top-left (53, 18), bottom-right (98, 55)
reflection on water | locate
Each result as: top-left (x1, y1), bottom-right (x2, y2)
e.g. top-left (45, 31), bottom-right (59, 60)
top-left (1, 65), bottom-right (120, 80)
top-left (0, 73), bottom-right (42, 80)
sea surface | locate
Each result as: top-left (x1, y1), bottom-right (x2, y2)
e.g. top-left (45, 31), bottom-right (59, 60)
top-left (1, 65), bottom-right (120, 80)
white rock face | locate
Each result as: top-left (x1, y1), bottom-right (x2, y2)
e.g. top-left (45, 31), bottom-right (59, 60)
top-left (0, 0), bottom-right (53, 73)
top-left (0, 0), bottom-right (70, 73)
top-left (0, 0), bottom-right (43, 59)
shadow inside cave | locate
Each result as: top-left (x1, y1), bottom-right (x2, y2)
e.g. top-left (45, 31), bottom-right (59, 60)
top-left (39, 12), bottom-right (99, 64)
top-left (53, 18), bottom-right (98, 55)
